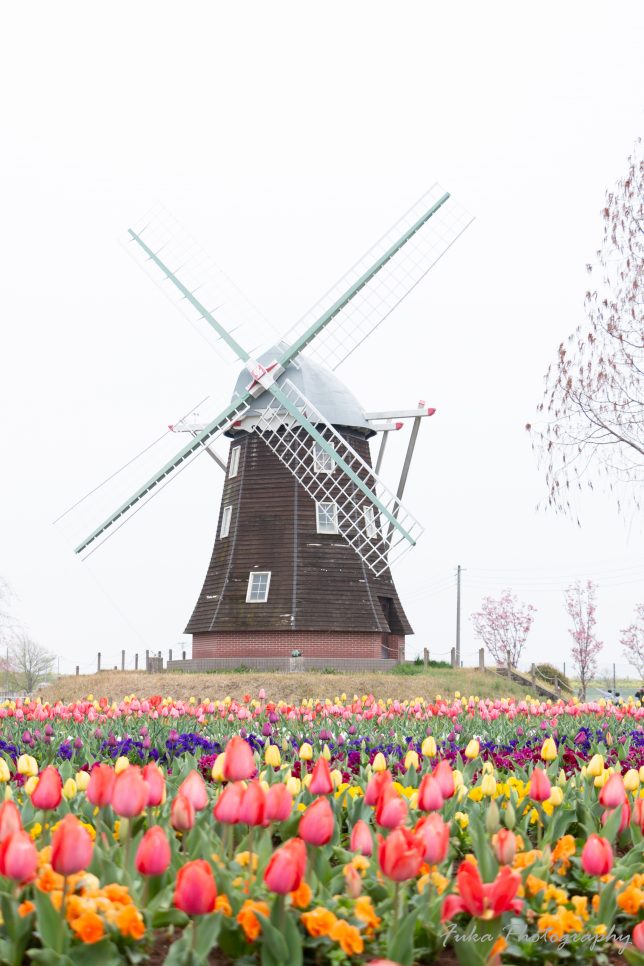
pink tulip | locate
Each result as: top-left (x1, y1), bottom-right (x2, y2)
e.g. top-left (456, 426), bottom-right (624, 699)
top-left (263, 837), bottom-right (307, 894)
top-left (299, 797), bottom-right (334, 846)
top-left (31, 766), bottom-right (63, 810)
top-left (415, 813), bottom-right (450, 865)
top-left (265, 783), bottom-right (292, 823)
top-left (601, 802), bottom-right (631, 835)
top-left (350, 819), bottom-right (373, 856)
top-left (51, 815), bottom-right (93, 875)
top-left (417, 774), bottom-right (444, 812)
top-left (223, 736), bottom-right (255, 781)
top-left (171, 793), bottom-right (195, 831)
top-left (598, 774), bottom-right (626, 809)
top-left (309, 757), bottom-right (334, 795)
top-left (0, 801), bottom-right (22, 842)
top-left (135, 826), bottom-right (171, 876)
top-left (178, 770), bottom-right (208, 811)
top-left (213, 782), bottom-right (244, 824)
top-left (433, 760), bottom-right (455, 799)
top-left (239, 781), bottom-right (266, 827)
top-left (112, 766), bottom-right (148, 817)
top-left (529, 767), bottom-right (551, 802)
top-left (142, 762), bottom-right (166, 807)
top-left (581, 834), bottom-right (613, 876)
top-left (493, 828), bottom-right (517, 865)
top-left (0, 831), bottom-right (38, 882)
top-left (86, 763), bottom-right (115, 807)
top-left (364, 770), bottom-right (393, 806)
top-left (375, 786), bottom-right (408, 829)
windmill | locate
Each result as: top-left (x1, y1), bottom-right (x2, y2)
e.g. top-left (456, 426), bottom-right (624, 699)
top-left (73, 186), bottom-right (472, 666)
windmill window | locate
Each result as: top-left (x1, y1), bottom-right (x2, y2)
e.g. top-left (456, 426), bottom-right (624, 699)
top-left (316, 501), bottom-right (339, 534)
top-left (313, 442), bottom-right (335, 474)
top-left (246, 571), bottom-right (271, 603)
top-left (220, 505), bottom-right (232, 539)
top-left (228, 446), bottom-right (241, 478)
top-left (364, 505), bottom-right (378, 539)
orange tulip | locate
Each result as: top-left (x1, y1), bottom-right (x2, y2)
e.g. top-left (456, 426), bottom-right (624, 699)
top-left (299, 797), bottom-right (334, 846)
top-left (178, 770), bottom-right (208, 811)
top-left (581, 834), bottom-right (613, 876)
top-left (223, 736), bottom-right (255, 782)
top-left (378, 827), bottom-right (424, 882)
top-left (112, 766), bottom-right (148, 817)
top-left (86, 763), bottom-right (115, 807)
top-left (31, 766), bottom-right (63, 811)
top-left (0, 801), bottom-right (22, 842)
top-left (170, 793), bottom-right (195, 831)
top-left (0, 831), bottom-right (38, 883)
top-left (174, 860), bottom-right (217, 915)
top-left (309, 758), bottom-right (334, 795)
top-left (51, 815), bottom-right (93, 875)
top-left (415, 814), bottom-right (450, 865)
top-left (263, 837), bottom-right (307, 894)
top-left (633, 797), bottom-right (644, 831)
top-left (135, 826), bottom-right (171, 877)
top-left (529, 767), bottom-right (551, 802)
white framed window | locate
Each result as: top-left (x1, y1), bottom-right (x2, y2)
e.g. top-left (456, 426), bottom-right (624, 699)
top-left (246, 571), bottom-right (271, 603)
top-left (228, 446), bottom-right (241, 478)
top-left (220, 505), bottom-right (232, 539)
top-left (363, 505), bottom-right (377, 539)
top-left (316, 501), bottom-right (339, 534)
top-left (313, 441), bottom-right (335, 474)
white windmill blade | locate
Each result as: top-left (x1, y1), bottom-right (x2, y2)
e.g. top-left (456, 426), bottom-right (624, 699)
top-left (281, 185), bottom-right (474, 371)
top-left (125, 204), bottom-right (277, 365)
top-left (254, 378), bottom-right (424, 576)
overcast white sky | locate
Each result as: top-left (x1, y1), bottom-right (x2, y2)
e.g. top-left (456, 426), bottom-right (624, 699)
top-left (1, 2), bottom-right (643, 677)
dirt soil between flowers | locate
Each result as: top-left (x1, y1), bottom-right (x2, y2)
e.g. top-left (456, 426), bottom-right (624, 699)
top-left (39, 669), bottom-right (531, 705)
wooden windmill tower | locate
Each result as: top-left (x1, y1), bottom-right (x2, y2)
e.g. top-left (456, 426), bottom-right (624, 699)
top-left (74, 187), bottom-right (472, 665)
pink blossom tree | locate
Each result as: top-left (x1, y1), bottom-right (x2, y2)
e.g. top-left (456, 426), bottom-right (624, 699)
top-left (621, 603), bottom-right (644, 678)
top-left (565, 580), bottom-right (603, 699)
top-left (470, 590), bottom-right (536, 668)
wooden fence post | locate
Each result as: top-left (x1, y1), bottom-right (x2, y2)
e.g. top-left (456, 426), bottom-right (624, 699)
top-left (134, 653), bottom-right (139, 671)
top-left (450, 647), bottom-right (456, 668)
top-left (478, 648), bottom-right (485, 670)
top-left (75, 666), bottom-right (79, 676)
top-left (168, 649), bottom-right (173, 664)
top-left (97, 652), bottom-right (101, 673)
top-left (423, 647), bottom-right (429, 669)
top-left (182, 650), bottom-right (186, 662)
top-left (121, 650), bottom-right (125, 671)
top-left (145, 649), bottom-right (149, 671)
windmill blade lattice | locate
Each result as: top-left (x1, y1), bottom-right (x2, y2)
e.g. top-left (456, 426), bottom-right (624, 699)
top-left (282, 185), bottom-right (473, 371)
top-left (253, 378), bottom-right (423, 575)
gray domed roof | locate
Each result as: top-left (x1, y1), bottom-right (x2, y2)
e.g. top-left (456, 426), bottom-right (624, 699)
top-left (227, 342), bottom-right (374, 438)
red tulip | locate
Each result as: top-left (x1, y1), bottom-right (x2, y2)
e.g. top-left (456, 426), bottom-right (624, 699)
top-left (375, 786), bottom-right (408, 829)
top-left (174, 860), bottom-right (217, 915)
top-left (263, 837), bottom-right (307, 894)
top-left (633, 797), bottom-right (644, 831)
top-left (178, 770), bottom-right (208, 811)
top-left (213, 782), bottom-right (244, 825)
top-left (299, 796), bottom-right (334, 846)
top-left (86, 763), bottom-right (115, 807)
top-left (529, 767), bottom-right (551, 802)
top-left (433, 760), bottom-right (455, 799)
top-left (441, 862), bottom-right (522, 921)
top-left (415, 814), bottom-right (450, 865)
top-left (135, 826), bottom-right (171, 877)
top-left (239, 781), bottom-right (266, 826)
top-left (223, 736), bottom-right (255, 782)
top-left (493, 828), bottom-right (517, 865)
top-left (581, 835), bottom-right (613, 876)
top-left (51, 815), bottom-right (93, 875)
top-left (378, 827), bottom-right (425, 882)
top-left (350, 819), bottom-right (373, 856)
top-left (599, 774), bottom-right (626, 809)
top-left (633, 922), bottom-right (644, 952)
top-left (417, 775), bottom-right (444, 812)
top-left (31, 766), bottom-right (63, 811)
top-left (112, 766), bottom-right (148, 817)
top-left (142, 763), bottom-right (166, 807)
top-left (0, 801), bottom-right (22, 842)
top-left (0, 831), bottom-right (38, 883)
top-left (171, 793), bottom-right (195, 831)
top-left (601, 802), bottom-right (631, 835)
top-left (265, 783), bottom-right (292, 823)
top-left (309, 757), bottom-right (333, 795)
top-left (365, 770), bottom-right (393, 806)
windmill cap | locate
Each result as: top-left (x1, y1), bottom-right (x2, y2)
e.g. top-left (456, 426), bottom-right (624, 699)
top-left (226, 342), bottom-right (375, 438)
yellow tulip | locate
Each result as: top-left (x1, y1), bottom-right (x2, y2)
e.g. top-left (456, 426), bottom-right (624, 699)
top-left (548, 787), bottom-right (563, 807)
top-left (465, 740), bottom-right (480, 760)
top-left (330, 769), bottom-right (343, 789)
top-left (63, 778), bottom-right (77, 800)
top-left (210, 753), bottom-right (226, 782)
top-left (409, 791), bottom-right (419, 810)
top-left (0, 759), bottom-right (10, 783)
top-left (372, 752), bottom-right (387, 773)
top-left (286, 776), bottom-right (301, 797)
top-left (24, 776), bottom-right (39, 797)
top-left (75, 770), bottom-right (90, 791)
top-left (453, 769), bottom-right (464, 789)
top-left (624, 769), bottom-right (640, 792)
top-left (455, 811), bottom-right (469, 829)
top-left (481, 775), bottom-right (497, 798)
top-left (299, 743), bottom-right (313, 761)
top-left (259, 780), bottom-right (270, 794)
top-left (3, 787), bottom-right (13, 802)
top-left (482, 761), bottom-right (494, 776)
top-left (114, 756), bottom-right (130, 775)
top-left (264, 745), bottom-right (281, 768)
top-left (639, 766), bottom-right (644, 784)
top-left (540, 738), bottom-right (557, 761)
top-left (322, 744), bottom-right (331, 762)
top-left (302, 773), bottom-right (312, 789)
top-left (17, 755), bottom-right (38, 778)
top-left (421, 737), bottom-right (437, 758)
top-left (404, 750), bottom-right (420, 771)
top-left (587, 754), bottom-right (604, 777)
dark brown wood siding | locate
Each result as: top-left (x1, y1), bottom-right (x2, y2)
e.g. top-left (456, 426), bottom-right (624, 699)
top-left (185, 430), bottom-right (413, 638)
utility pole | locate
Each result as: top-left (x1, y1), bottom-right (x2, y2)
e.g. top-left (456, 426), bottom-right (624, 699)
top-left (455, 564), bottom-right (461, 668)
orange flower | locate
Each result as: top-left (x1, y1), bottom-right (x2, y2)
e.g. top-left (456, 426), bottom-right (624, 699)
top-left (551, 835), bottom-right (576, 874)
top-left (300, 906), bottom-right (338, 938)
top-left (330, 919), bottom-right (364, 956)
top-left (116, 904), bottom-right (145, 940)
top-left (237, 899), bottom-right (270, 942)
top-left (353, 895), bottom-right (381, 936)
top-left (289, 880), bottom-right (312, 909)
top-left (36, 866), bottom-right (64, 893)
top-left (215, 894), bottom-right (233, 917)
top-left (101, 883), bottom-right (132, 906)
top-left (65, 894), bottom-right (87, 923)
top-left (571, 896), bottom-right (589, 922)
top-left (617, 883), bottom-right (644, 916)
top-left (512, 849), bottom-right (542, 870)
top-left (70, 911), bottom-right (105, 944)
top-left (490, 935), bottom-right (508, 959)
top-left (18, 900), bottom-right (35, 918)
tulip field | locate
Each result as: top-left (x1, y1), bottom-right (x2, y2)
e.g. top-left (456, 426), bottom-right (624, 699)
top-left (0, 691), bottom-right (644, 964)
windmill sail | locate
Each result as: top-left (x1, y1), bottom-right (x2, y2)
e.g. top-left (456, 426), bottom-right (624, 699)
top-left (253, 378), bottom-right (423, 575)
top-left (281, 185), bottom-right (473, 372)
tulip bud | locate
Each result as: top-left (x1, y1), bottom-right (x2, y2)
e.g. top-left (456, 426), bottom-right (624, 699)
top-left (493, 828), bottom-right (516, 864)
top-left (404, 749), bottom-right (420, 771)
top-left (114, 756), bottom-right (130, 775)
top-left (286, 776), bottom-right (301, 797)
top-left (599, 774), bottom-right (626, 809)
top-left (136, 826), bottom-right (171, 877)
top-left (465, 740), bottom-right (480, 760)
top-left (540, 738), bottom-right (557, 761)
top-left (0, 760), bottom-right (10, 783)
top-left (623, 769), bottom-right (640, 792)
top-left (211, 753), bottom-right (226, 782)
top-left (504, 802), bottom-right (516, 830)
top-left (633, 922), bottom-right (644, 953)
top-left (344, 864), bottom-right (362, 898)
top-left (321, 744), bottom-right (331, 761)
top-left (299, 743), bottom-right (313, 762)
top-left (171, 792), bottom-right (196, 831)
top-left (264, 745), bottom-right (281, 768)
top-left (264, 837), bottom-right (307, 894)
top-left (485, 799), bottom-right (501, 834)
top-left (63, 779), bottom-right (77, 801)
top-left (548, 787), bottom-right (563, 807)
top-left (24, 777), bottom-right (38, 797)
top-left (581, 834), bottom-right (613, 876)
top-left (587, 754), bottom-right (604, 777)
top-left (350, 819), bottom-right (373, 856)
top-left (75, 770), bottom-right (90, 792)
top-left (51, 815), bottom-right (93, 875)
top-left (557, 769), bottom-right (566, 787)
top-left (174, 860), bottom-right (217, 915)
top-left (422, 736), bottom-right (437, 758)
top-left (299, 797), bottom-right (334, 846)
top-left (529, 767), bottom-right (551, 803)
top-left (17, 755), bottom-right (38, 778)
top-left (372, 752), bottom-right (387, 772)
top-left (481, 774), bottom-right (497, 798)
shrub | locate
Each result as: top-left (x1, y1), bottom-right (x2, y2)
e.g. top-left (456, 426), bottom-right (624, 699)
top-left (534, 663), bottom-right (572, 692)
